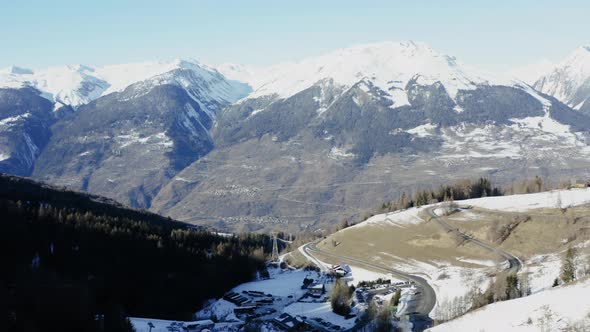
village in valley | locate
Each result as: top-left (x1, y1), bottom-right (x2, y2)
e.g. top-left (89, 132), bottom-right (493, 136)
top-left (130, 259), bottom-right (420, 332)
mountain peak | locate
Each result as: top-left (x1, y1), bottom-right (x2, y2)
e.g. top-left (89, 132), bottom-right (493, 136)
top-left (171, 58), bottom-right (202, 69)
top-left (564, 46), bottom-right (590, 63)
top-left (226, 40), bottom-right (489, 100)
top-left (534, 46), bottom-right (590, 105)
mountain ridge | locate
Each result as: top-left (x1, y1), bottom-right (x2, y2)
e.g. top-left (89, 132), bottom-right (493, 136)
top-left (3, 42), bottom-right (590, 232)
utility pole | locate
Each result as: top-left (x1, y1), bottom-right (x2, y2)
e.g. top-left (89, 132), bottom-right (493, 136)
top-left (271, 232), bottom-right (279, 262)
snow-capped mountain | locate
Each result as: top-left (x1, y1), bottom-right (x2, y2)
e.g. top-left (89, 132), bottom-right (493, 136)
top-left (0, 64), bottom-right (108, 107)
top-left (534, 46), bottom-right (590, 111)
top-left (0, 88), bottom-right (55, 175)
top-left (0, 59), bottom-right (251, 205)
top-left (149, 42), bottom-right (590, 232)
top-left (0, 59), bottom-right (251, 109)
top-left (4, 41), bottom-right (590, 232)
top-left (219, 41), bottom-right (519, 103)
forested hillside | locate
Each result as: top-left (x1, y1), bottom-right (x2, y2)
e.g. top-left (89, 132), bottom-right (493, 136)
top-left (0, 174), bottom-right (270, 332)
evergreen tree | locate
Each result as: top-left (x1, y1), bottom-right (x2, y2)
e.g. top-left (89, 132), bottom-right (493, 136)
top-left (505, 273), bottom-right (520, 300)
top-left (561, 247), bottom-right (577, 283)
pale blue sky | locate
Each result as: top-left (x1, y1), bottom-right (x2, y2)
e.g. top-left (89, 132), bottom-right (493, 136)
top-left (0, 0), bottom-right (588, 70)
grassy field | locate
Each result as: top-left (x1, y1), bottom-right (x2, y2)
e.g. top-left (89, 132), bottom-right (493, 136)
top-left (316, 211), bottom-right (500, 270)
top-left (312, 202), bottom-right (590, 274)
top-left (444, 204), bottom-right (590, 258)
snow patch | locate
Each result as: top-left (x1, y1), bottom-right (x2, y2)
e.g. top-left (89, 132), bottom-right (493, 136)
top-left (117, 131), bottom-right (174, 149)
top-left (406, 123), bottom-right (436, 137)
top-left (0, 113), bottom-right (31, 126)
top-left (461, 188), bottom-right (590, 212)
top-left (328, 147), bottom-right (355, 160)
top-left (428, 277), bottom-right (590, 332)
top-left (353, 207), bottom-right (426, 229)
top-left (283, 302), bottom-right (356, 330)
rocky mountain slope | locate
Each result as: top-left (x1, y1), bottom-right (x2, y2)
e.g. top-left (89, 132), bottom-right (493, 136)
top-left (30, 63), bottom-right (250, 208)
top-left (534, 46), bottom-right (590, 113)
top-left (3, 42), bottom-right (590, 232)
top-left (0, 87), bottom-right (57, 176)
top-left (0, 60), bottom-right (250, 208)
top-left (0, 59), bottom-right (250, 108)
top-left (151, 42), bottom-right (590, 232)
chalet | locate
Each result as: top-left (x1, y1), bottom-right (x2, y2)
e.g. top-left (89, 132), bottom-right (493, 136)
top-left (223, 291), bottom-right (250, 306)
top-left (307, 282), bottom-right (325, 297)
top-left (330, 264), bottom-right (351, 277)
top-left (184, 320), bottom-right (214, 332)
top-left (255, 298), bottom-right (274, 305)
top-left (273, 313), bottom-right (304, 330)
top-left (233, 306), bottom-right (257, 315)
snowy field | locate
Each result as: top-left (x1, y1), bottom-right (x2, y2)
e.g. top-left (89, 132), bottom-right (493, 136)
top-left (523, 241), bottom-right (590, 294)
top-left (351, 206), bottom-right (426, 229)
top-left (346, 265), bottom-right (404, 286)
top-left (461, 187), bottom-right (590, 211)
top-left (283, 302), bottom-right (356, 329)
top-left (427, 277), bottom-right (590, 332)
top-left (233, 268), bottom-right (312, 297)
top-left (388, 259), bottom-right (493, 320)
top-left (350, 188), bottom-right (590, 232)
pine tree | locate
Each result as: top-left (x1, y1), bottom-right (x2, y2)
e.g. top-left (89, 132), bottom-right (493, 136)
top-left (505, 273), bottom-right (520, 300)
top-left (561, 247), bottom-right (577, 283)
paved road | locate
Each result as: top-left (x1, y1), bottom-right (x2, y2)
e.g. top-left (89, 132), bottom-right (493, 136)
top-left (424, 205), bottom-right (522, 274)
top-left (302, 241), bottom-right (435, 331)
top-left (301, 204), bottom-right (522, 331)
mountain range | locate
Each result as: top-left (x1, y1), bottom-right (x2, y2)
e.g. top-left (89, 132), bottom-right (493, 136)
top-left (2, 41), bottom-right (590, 232)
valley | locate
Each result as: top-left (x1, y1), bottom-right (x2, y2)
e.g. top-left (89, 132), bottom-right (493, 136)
top-left (171, 187), bottom-right (590, 331)
top-left (3, 43), bottom-right (590, 233)
top-left (2, 9), bottom-right (590, 330)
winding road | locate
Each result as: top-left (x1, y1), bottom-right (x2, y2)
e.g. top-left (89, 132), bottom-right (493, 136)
top-left (302, 241), bottom-right (435, 331)
top-left (424, 205), bottom-right (522, 274)
top-left (301, 204), bottom-right (523, 331)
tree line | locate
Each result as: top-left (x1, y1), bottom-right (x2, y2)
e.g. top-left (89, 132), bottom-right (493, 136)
top-left (0, 181), bottom-right (271, 332)
top-left (379, 177), bottom-right (502, 214)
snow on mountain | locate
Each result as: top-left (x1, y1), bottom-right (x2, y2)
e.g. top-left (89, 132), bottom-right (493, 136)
top-left (508, 59), bottom-right (554, 85)
top-left (427, 277), bottom-right (590, 332)
top-left (534, 46), bottom-right (590, 108)
top-left (0, 64), bottom-right (109, 107)
top-left (107, 60), bottom-right (252, 115)
top-left (218, 41), bottom-right (520, 103)
top-left (0, 59), bottom-right (250, 109)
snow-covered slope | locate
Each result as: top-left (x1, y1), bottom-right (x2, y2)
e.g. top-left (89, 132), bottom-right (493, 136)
top-left (534, 46), bottom-right (590, 109)
top-left (462, 187), bottom-right (590, 212)
top-left (0, 65), bottom-right (108, 107)
top-left (218, 41), bottom-right (521, 103)
top-left (0, 59), bottom-right (250, 108)
top-left (427, 278), bottom-right (590, 332)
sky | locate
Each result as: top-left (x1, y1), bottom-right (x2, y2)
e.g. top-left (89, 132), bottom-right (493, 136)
top-left (0, 0), bottom-right (588, 71)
